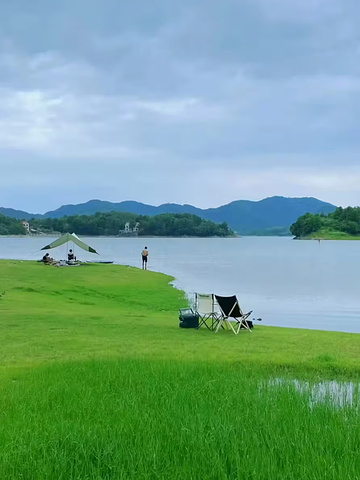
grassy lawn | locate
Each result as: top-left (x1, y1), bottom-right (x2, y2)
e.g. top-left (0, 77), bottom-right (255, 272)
top-left (304, 229), bottom-right (360, 240)
top-left (0, 260), bottom-right (360, 479)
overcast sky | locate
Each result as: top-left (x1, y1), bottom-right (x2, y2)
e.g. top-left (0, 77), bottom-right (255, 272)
top-left (1, 0), bottom-right (359, 213)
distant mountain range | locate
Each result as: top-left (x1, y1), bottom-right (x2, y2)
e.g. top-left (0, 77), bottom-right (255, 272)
top-left (0, 196), bottom-right (337, 235)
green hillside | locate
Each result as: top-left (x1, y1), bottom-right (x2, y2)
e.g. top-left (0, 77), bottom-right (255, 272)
top-left (291, 207), bottom-right (360, 239)
top-left (0, 196), bottom-right (337, 235)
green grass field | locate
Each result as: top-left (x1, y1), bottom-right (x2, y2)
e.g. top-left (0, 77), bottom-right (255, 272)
top-left (1, 260), bottom-right (360, 479)
top-left (304, 229), bottom-right (360, 240)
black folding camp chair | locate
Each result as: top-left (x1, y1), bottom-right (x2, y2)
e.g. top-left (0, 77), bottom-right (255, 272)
top-left (214, 295), bottom-right (254, 334)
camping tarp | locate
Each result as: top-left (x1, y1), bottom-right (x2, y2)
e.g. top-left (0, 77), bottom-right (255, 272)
top-left (41, 233), bottom-right (98, 254)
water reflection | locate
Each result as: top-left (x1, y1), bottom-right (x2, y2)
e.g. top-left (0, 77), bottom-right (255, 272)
top-left (265, 378), bottom-right (360, 408)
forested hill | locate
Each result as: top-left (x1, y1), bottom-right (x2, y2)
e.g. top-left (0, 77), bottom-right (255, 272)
top-left (0, 196), bottom-right (337, 235)
top-left (30, 212), bottom-right (233, 237)
top-left (290, 207), bottom-right (360, 239)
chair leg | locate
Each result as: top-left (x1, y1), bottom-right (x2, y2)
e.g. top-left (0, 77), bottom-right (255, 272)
top-left (198, 320), bottom-right (208, 330)
top-left (211, 314), bottom-right (220, 332)
top-left (228, 321), bottom-right (238, 335)
top-left (241, 319), bottom-right (252, 332)
top-left (197, 314), bottom-right (212, 330)
top-left (215, 318), bottom-right (223, 333)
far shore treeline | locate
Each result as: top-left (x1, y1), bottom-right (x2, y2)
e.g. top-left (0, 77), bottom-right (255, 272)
top-left (0, 214), bottom-right (27, 236)
top-left (290, 206), bottom-right (360, 239)
top-left (0, 211), bottom-right (234, 237)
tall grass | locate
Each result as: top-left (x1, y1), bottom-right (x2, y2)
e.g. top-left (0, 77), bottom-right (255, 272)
top-left (0, 360), bottom-right (359, 480)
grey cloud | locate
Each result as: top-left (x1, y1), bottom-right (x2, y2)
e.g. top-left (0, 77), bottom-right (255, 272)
top-left (0, 0), bottom-right (359, 210)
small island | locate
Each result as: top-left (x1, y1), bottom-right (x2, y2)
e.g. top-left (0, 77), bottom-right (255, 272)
top-left (290, 206), bottom-right (360, 240)
top-left (1, 211), bottom-right (235, 237)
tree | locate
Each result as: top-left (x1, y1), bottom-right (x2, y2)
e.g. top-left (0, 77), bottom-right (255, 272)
top-left (32, 212), bottom-right (234, 237)
top-left (290, 213), bottom-right (322, 237)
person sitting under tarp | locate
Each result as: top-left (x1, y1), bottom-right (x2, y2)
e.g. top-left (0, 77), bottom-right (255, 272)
top-left (67, 249), bottom-right (77, 262)
top-left (42, 253), bottom-right (56, 265)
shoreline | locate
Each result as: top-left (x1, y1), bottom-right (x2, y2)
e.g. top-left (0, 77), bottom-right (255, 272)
top-left (1, 258), bottom-right (359, 336)
top-left (295, 236), bottom-right (360, 241)
top-left (294, 230), bottom-right (360, 241)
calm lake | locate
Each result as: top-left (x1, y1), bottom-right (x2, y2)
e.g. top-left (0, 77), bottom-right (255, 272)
top-left (1, 236), bottom-right (359, 334)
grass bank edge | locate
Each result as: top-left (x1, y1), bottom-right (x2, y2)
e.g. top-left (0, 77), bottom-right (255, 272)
top-left (295, 228), bottom-right (360, 240)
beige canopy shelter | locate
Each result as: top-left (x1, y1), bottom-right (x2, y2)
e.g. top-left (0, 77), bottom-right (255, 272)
top-left (41, 233), bottom-right (99, 254)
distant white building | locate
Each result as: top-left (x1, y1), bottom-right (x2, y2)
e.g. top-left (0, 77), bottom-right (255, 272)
top-left (22, 221), bottom-right (30, 234)
top-left (119, 222), bottom-right (140, 236)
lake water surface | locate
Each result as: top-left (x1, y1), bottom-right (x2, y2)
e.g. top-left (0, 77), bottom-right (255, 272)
top-left (1, 236), bottom-right (359, 333)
